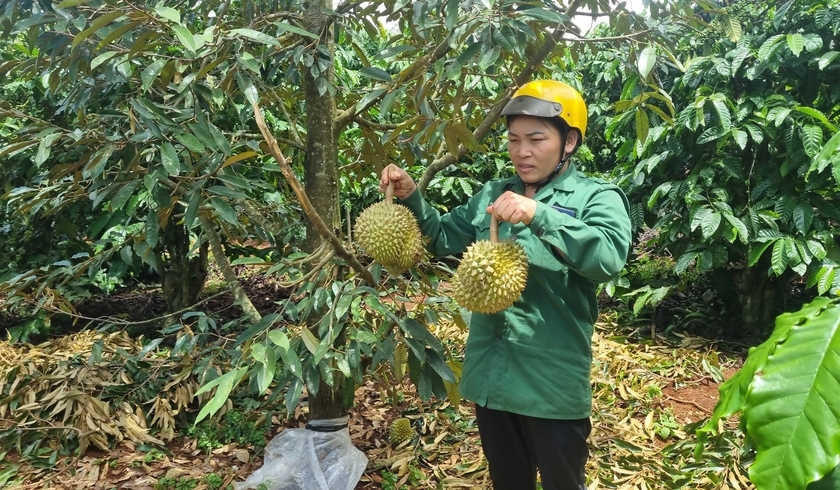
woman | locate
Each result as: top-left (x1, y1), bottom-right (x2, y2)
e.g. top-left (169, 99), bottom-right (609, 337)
top-left (380, 80), bottom-right (632, 489)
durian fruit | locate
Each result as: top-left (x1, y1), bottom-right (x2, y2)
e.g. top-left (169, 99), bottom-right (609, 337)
top-left (355, 181), bottom-right (424, 275)
top-left (451, 216), bottom-right (528, 314)
top-left (388, 417), bottom-right (413, 445)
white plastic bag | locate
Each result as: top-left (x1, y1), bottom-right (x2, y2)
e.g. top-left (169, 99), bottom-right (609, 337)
top-left (233, 417), bottom-right (368, 490)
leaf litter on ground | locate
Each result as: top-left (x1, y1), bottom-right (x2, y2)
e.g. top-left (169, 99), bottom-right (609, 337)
top-left (0, 316), bottom-right (751, 489)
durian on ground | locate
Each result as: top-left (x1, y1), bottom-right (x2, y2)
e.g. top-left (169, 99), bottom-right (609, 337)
top-left (355, 199), bottom-right (424, 275)
top-left (388, 417), bottom-right (413, 445)
top-left (451, 218), bottom-right (528, 314)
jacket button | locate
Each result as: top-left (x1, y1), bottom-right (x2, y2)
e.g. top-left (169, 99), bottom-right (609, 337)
top-left (495, 335), bottom-right (502, 341)
top-left (537, 227), bottom-right (545, 236)
top-left (510, 233), bottom-right (518, 240)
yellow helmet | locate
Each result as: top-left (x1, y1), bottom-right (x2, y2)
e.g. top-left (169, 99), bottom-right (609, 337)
top-left (501, 80), bottom-right (588, 138)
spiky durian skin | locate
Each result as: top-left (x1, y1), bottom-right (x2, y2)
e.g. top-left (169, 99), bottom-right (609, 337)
top-left (355, 202), bottom-right (424, 275)
top-left (451, 240), bottom-right (528, 314)
top-left (388, 417), bottom-right (413, 445)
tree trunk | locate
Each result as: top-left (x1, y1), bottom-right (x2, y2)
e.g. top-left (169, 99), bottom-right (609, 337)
top-left (302, 0), bottom-right (345, 420)
top-left (160, 213), bottom-right (208, 314)
top-left (738, 255), bottom-right (786, 338)
top-left (301, 4), bottom-right (338, 251)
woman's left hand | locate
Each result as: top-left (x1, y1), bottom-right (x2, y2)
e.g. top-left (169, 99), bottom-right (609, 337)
top-left (487, 191), bottom-right (536, 225)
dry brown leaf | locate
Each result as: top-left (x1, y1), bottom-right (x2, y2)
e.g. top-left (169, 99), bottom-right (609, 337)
top-left (234, 448), bottom-right (250, 463)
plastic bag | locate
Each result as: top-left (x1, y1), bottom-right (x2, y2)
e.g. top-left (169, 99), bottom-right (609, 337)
top-left (233, 417), bottom-right (368, 490)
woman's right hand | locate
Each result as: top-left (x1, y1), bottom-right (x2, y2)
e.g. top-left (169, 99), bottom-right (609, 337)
top-left (379, 164), bottom-right (417, 200)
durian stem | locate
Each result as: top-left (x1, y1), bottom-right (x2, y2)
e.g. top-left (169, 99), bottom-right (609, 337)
top-left (386, 180), bottom-right (394, 203)
top-left (490, 216), bottom-right (499, 242)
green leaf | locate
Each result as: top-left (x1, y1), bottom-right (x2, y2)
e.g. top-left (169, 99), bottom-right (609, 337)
top-left (758, 34), bottom-right (784, 61)
top-left (141, 59), bottom-right (166, 92)
top-left (801, 125), bottom-right (824, 158)
top-left (701, 211), bottom-right (722, 240)
top-left (745, 123), bottom-right (765, 144)
top-left (697, 126), bottom-right (726, 144)
top-left (175, 133), bottom-right (205, 153)
top-left (637, 46), bottom-right (656, 80)
top-left (354, 330), bottom-right (378, 344)
top-left (425, 349), bottom-right (456, 383)
top-left (795, 107), bottom-right (836, 131)
top-left (90, 51), bottom-right (120, 70)
top-left (146, 210), bottom-right (159, 249)
top-left (818, 51), bottom-right (839, 70)
top-left (209, 198), bottom-right (238, 225)
top-left (748, 241), bottom-right (775, 268)
top-left (723, 213), bottom-right (749, 243)
top-left (111, 181), bottom-right (140, 211)
top-left (358, 67), bottom-right (392, 82)
top-left (154, 6), bottom-right (181, 23)
top-left (171, 25), bottom-right (196, 53)
top-left (477, 45), bottom-right (501, 71)
top-left (792, 202), bottom-right (814, 235)
top-left (194, 367), bottom-right (247, 424)
top-left (722, 15), bottom-right (742, 42)
top-left (300, 328), bottom-right (319, 355)
top-left (269, 329), bottom-right (290, 351)
top-left (802, 33), bottom-right (823, 53)
top-left (744, 298), bottom-right (840, 490)
top-left (230, 28), bottom-right (280, 46)
top-left (518, 7), bottom-right (568, 23)
top-left (72, 11), bottom-right (125, 50)
top-left (700, 298), bottom-right (835, 438)
top-left (401, 318), bottom-right (444, 353)
top-left (787, 33), bottom-right (804, 56)
top-left (235, 72), bottom-right (259, 105)
top-left (817, 267), bottom-right (836, 295)
top-left (445, 0), bottom-right (458, 31)
top-left (733, 129), bottom-right (748, 150)
top-left (771, 238), bottom-right (789, 276)
top-left (34, 133), bottom-right (61, 167)
top-left (251, 343), bottom-right (266, 363)
top-left (256, 348), bottom-right (276, 393)
top-left (711, 97), bottom-right (731, 132)
top-left (160, 142), bottom-right (180, 175)
top-left (635, 108), bottom-right (649, 143)
top-left (810, 131), bottom-right (840, 175)
top-left (355, 87), bottom-right (388, 112)
top-left (184, 189), bottom-right (201, 229)
top-left (274, 21), bottom-right (319, 39)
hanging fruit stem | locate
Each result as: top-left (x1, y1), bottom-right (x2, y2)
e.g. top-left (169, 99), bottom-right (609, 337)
top-left (490, 215), bottom-right (499, 242)
top-left (386, 180), bottom-right (394, 203)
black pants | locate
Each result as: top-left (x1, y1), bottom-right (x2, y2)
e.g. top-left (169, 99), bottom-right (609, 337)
top-left (475, 404), bottom-right (591, 490)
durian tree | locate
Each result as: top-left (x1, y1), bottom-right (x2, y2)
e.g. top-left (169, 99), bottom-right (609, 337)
top-left (0, 0), bottom-right (688, 438)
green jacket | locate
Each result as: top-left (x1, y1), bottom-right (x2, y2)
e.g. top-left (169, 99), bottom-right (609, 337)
top-left (401, 163), bottom-right (632, 419)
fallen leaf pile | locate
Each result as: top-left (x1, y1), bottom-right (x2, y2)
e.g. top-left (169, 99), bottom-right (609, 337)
top-left (0, 330), bottom-right (223, 457)
top-left (0, 320), bottom-right (751, 489)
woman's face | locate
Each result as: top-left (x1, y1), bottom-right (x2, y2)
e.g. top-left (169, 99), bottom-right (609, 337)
top-left (507, 116), bottom-right (576, 184)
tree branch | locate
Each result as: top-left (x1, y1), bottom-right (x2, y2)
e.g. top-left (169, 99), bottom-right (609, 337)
top-left (199, 213), bottom-right (263, 323)
top-left (573, 11), bottom-right (613, 17)
top-left (252, 101), bottom-right (376, 286)
top-left (417, 0), bottom-right (586, 192)
top-left (563, 29), bottom-right (651, 43)
top-left (334, 36), bottom-right (453, 131)
top-left (353, 116), bottom-right (401, 130)
top-left (335, 0), bottom-right (365, 14)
